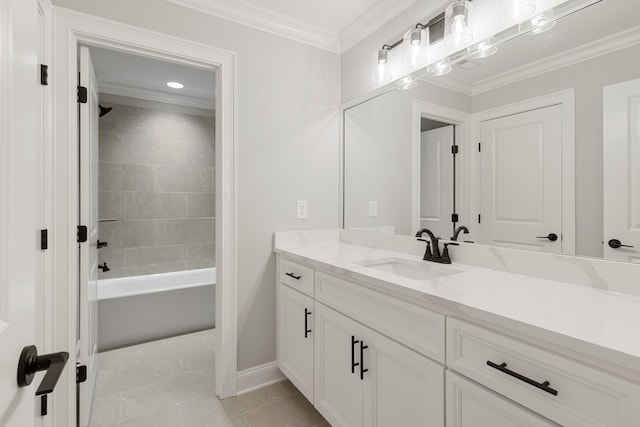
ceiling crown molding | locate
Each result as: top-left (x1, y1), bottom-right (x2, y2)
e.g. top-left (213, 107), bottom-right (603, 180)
top-left (338, 0), bottom-right (418, 53)
top-left (166, 0), bottom-right (340, 53)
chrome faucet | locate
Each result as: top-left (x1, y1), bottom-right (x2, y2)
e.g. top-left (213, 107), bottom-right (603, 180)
top-left (415, 228), bottom-right (458, 264)
top-left (451, 225), bottom-right (469, 241)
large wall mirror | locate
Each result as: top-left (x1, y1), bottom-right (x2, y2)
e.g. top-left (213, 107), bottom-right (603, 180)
top-left (343, 0), bottom-right (640, 263)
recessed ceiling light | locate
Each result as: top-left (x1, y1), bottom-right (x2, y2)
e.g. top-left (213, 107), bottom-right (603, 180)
top-left (166, 81), bottom-right (184, 89)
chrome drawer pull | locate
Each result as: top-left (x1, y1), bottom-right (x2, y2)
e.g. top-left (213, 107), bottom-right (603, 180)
top-left (285, 272), bottom-right (301, 280)
top-left (487, 360), bottom-right (558, 396)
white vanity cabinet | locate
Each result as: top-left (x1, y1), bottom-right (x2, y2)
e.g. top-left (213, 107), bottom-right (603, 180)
top-left (314, 302), bottom-right (444, 427)
top-left (277, 282), bottom-right (314, 402)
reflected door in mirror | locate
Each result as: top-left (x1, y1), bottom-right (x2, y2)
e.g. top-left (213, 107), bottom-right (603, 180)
top-left (480, 105), bottom-right (562, 253)
top-left (420, 125), bottom-right (454, 239)
top-left (604, 78), bottom-right (640, 263)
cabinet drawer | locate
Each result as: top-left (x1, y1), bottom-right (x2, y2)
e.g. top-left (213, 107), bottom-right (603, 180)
top-left (447, 318), bottom-right (640, 427)
top-left (280, 258), bottom-right (314, 297)
top-left (316, 272), bottom-right (445, 363)
top-left (447, 370), bottom-right (558, 427)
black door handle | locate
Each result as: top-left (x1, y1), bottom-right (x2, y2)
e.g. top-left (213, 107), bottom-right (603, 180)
top-left (304, 308), bottom-right (312, 338)
top-left (536, 233), bottom-right (558, 242)
top-left (351, 336), bottom-right (359, 374)
top-left (285, 272), bottom-right (301, 280)
top-left (360, 341), bottom-right (368, 380)
top-left (17, 345), bottom-right (69, 396)
top-left (487, 360), bottom-right (558, 396)
top-left (608, 239), bottom-right (634, 249)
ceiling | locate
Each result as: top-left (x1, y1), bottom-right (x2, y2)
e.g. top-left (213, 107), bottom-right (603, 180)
top-left (167, 0), bottom-right (421, 52)
top-left (89, 47), bottom-right (216, 110)
top-left (425, 0), bottom-right (639, 94)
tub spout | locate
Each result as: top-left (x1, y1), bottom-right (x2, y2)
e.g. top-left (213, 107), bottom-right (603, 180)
top-left (98, 263), bottom-right (110, 273)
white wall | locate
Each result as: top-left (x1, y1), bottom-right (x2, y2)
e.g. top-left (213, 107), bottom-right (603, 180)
top-left (52, 0), bottom-right (340, 372)
top-left (472, 43), bottom-right (640, 257)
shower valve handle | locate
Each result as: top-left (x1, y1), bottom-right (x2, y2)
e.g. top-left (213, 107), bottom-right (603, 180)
top-left (97, 240), bottom-right (108, 249)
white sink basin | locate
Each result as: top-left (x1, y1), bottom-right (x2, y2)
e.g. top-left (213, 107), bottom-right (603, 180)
top-left (356, 258), bottom-right (462, 281)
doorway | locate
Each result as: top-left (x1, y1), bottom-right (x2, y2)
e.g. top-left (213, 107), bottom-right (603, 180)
top-left (52, 10), bottom-right (237, 426)
top-left (76, 45), bottom-right (219, 426)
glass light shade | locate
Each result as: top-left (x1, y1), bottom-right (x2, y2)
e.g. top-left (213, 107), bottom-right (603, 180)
top-left (403, 27), bottom-right (428, 68)
top-left (371, 48), bottom-right (392, 84)
top-left (500, 0), bottom-right (536, 21)
top-left (444, 1), bottom-right (473, 48)
top-left (468, 36), bottom-right (498, 59)
top-left (426, 57), bottom-right (452, 77)
top-left (397, 76), bottom-right (418, 90)
top-left (519, 11), bottom-right (556, 35)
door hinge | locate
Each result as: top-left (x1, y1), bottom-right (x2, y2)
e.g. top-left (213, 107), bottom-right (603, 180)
top-left (41, 395), bottom-right (48, 417)
top-left (77, 86), bottom-right (88, 104)
top-left (478, 142), bottom-right (481, 152)
top-left (451, 145), bottom-right (459, 155)
top-left (77, 225), bottom-right (88, 243)
top-left (451, 213), bottom-right (459, 223)
top-left (76, 364), bottom-right (87, 384)
top-left (40, 64), bottom-right (49, 86)
top-left (478, 214), bottom-right (481, 223)
top-left (40, 229), bottom-right (48, 250)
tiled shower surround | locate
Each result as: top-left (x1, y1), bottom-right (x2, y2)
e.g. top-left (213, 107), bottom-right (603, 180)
top-left (98, 102), bottom-right (215, 278)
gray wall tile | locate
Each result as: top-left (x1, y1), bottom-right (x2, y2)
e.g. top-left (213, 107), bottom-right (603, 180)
top-left (125, 192), bottom-right (187, 220)
top-left (98, 103), bottom-right (215, 279)
top-left (187, 193), bottom-right (215, 218)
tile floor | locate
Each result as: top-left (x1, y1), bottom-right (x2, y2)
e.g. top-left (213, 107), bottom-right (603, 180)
top-left (89, 329), bottom-right (329, 426)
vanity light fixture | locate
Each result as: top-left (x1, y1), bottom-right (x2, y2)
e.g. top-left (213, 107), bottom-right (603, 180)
top-left (500, 0), bottom-right (536, 21)
top-left (372, 46), bottom-right (392, 83)
top-left (166, 81), bottom-right (184, 89)
top-left (403, 26), bottom-right (428, 68)
top-left (445, 0), bottom-right (474, 48)
top-left (519, 11), bottom-right (556, 35)
top-left (468, 35), bottom-right (498, 58)
top-left (426, 57), bottom-right (453, 76)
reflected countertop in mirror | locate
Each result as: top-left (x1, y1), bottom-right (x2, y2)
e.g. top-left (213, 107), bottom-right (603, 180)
top-left (342, 0), bottom-right (640, 263)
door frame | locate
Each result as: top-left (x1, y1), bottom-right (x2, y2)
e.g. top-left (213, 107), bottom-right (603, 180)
top-left (51, 7), bottom-right (238, 426)
top-left (471, 89), bottom-right (576, 255)
top-left (412, 100), bottom-right (471, 236)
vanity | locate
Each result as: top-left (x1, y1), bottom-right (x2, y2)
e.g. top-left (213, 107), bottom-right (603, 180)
top-left (274, 229), bottom-right (640, 426)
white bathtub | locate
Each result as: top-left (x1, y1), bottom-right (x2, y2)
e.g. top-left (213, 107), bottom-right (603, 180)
top-left (97, 268), bottom-right (216, 351)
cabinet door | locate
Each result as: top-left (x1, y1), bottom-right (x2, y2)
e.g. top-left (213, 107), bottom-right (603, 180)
top-left (314, 303), bottom-right (364, 427)
top-left (362, 326), bottom-right (445, 427)
top-left (447, 371), bottom-right (558, 427)
top-left (278, 283), bottom-right (314, 402)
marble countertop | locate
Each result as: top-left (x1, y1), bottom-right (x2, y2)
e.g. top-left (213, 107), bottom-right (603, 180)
top-left (274, 234), bottom-right (640, 378)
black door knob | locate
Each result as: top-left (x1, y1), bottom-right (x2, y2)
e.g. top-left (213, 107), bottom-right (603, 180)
top-left (608, 239), bottom-right (635, 249)
top-left (17, 345), bottom-right (69, 396)
top-left (536, 233), bottom-right (558, 242)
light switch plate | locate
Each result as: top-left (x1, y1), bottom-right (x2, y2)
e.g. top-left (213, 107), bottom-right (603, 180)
top-left (297, 200), bottom-right (308, 219)
top-left (368, 201), bottom-right (377, 217)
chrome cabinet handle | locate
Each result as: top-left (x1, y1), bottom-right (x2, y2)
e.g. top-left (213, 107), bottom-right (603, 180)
top-left (608, 239), bottom-right (634, 249)
top-left (487, 360), bottom-right (558, 396)
top-left (285, 272), bottom-right (301, 280)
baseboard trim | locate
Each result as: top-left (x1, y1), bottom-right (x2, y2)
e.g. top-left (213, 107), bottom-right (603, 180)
top-left (236, 361), bottom-right (286, 395)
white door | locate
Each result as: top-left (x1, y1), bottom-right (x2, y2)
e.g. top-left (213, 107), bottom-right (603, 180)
top-left (78, 45), bottom-right (100, 427)
top-left (278, 283), bottom-right (314, 403)
top-left (480, 105), bottom-right (562, 253)
top-left (420, 125), bottom-right (455, 239)
top-left (446, 371), bottom-right (557, 427)
top-left (603, 78), bottom-right (640, 262)
top-left (0, 0), bottom-right (42, 425)
top-left (314, 303), bottom-right (363, 427)
top-left (362, 326), bottom-right (444, 427)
